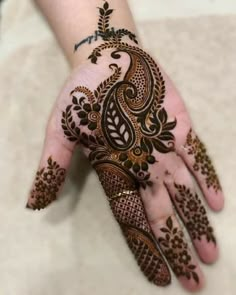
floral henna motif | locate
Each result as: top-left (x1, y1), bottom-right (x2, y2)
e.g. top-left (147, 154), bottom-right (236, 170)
top-left (74, 2), bottom-right (138, 52)
top-left (61, 1), bottom-right (176, 188)
top-left (158, 217), bottom-right (199, 284)
top-left (28, 157), bottom-right (66, 210)
top-left (95, 162), bottom-right (171, 286)
top-left (61, 2), bottom-right (177, 286)
top-left (174, 184), bottom-right (216, 244)
top-left (185, 129), bottom-right (221, 192)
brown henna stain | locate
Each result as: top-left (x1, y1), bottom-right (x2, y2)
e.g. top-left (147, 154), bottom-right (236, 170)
top-left (158, 217), bottom-right (199, 284)
top-left (174, 183), bottom-right (216, 244)
top-left (61, 1), bottom-right (178, 286)
top-left (95, 162), bottom-right (171, 286)
top-left (28, 157), bottom-right (66, 210)
top-left (185, 129), bottom-right (221, 192)
top-left (62, 1), bottom-right (176, 188)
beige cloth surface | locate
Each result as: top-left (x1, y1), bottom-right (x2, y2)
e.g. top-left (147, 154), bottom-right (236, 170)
top-left (0, 0), bottom-right (236, 294)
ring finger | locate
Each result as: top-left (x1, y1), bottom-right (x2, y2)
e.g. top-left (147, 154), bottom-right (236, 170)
top-left (141, 182), bottom-right (204, 292)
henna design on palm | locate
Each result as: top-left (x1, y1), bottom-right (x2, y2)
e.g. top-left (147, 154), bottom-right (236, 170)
top-left (60, 1), bottom-right (201, 287)
top-left (62, 3), bottom-right (176, 188)
top-left (24, 1), bottom-right (224, 290)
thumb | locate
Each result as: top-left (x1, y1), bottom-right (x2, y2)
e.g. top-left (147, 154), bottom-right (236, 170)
top-left (26, 114), bottom-right (77, 210)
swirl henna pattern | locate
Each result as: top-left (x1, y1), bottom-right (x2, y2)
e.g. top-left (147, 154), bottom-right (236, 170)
top-left (24, 1), bottom-right (224, 289)
top-left (95, 162), bottom-right (170, 285)
top-left (62, 14), bottom-right (177, 187)
top-left (61, 1), bottom-right (178, 286)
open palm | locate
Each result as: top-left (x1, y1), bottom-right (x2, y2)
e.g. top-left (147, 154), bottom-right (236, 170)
top-left (26, 1), bottom-right (224, 292)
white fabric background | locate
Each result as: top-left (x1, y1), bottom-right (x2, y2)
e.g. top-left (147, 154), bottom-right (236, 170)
top-left (0, 0), bottom-right (236, 294)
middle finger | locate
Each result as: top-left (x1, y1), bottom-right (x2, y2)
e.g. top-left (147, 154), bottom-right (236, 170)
top-left (164, 155), bottom-right (219, 264)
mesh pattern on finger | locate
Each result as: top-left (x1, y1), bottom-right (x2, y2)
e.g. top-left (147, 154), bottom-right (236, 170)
top-left (123, 226), bottom-right (171, 285)
top-left (111, 194), bottom-right (150, 233)
top-left (95, 165), bottom-right (136, 201)
top-left (95, 162), bottom-right (171, 286)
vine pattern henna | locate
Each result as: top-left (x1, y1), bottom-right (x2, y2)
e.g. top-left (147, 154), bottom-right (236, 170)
top-left (185, 129), bottom-right (221, 192)
top-left (61, 1), bottom-right (178, 285)
top-left (62, 1), bottom-right (176, 188)
top-left (28, 157), bottom-right (66, 210)
top-left (74, 2), bottom-right (138, 52)
top-left (95, 162), bottom-right (171, 286)
top-left (174, 183), bottom-right (216, 244)
top-left (158, 217), bottom-right (199, 284)
top-left (96, 1), bottom-right (138, 44)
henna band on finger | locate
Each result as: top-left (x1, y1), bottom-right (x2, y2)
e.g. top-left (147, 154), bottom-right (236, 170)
top-left (95, 162), bottom-right (171, 286)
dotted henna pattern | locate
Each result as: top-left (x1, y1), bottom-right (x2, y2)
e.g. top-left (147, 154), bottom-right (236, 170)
top-left (185, 129), bottom-right (221, 192)
top-left (174, 183), bottom-right (216, 244)
top-left (61, 1), bottom-right (178, 286)
top-left (29, 157), bottom-right (66, 210)
top-left (62, 1), bottom-right (176, 188)
top-left (158, 217), bottom-right (199, 284)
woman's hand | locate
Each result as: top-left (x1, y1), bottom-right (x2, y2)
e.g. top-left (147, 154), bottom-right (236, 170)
top-left (26, 1), bottom-right (224, 292)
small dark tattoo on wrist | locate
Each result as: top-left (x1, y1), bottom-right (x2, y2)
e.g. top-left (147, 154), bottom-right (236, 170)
top-left (28, 157), bottom-right (66, 210)
top-left (74, 30), bottom-right (104, 52)
top-left (185, 129), bottom-right (221, 192)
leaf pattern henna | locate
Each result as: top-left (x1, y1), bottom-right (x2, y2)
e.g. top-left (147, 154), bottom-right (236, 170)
top-left (185, 129), bottom-right (221, 192)
top-left (96, 1), bottom-right (138, 44)
top-left (95, 162), bottom-right (171, 286)
top-left (62, 1), bottom-right (176, 188)
top-left (29, 157), bottom-right (66, 210)
top-left (61, 1), bottom-right (179, 286)
top-left (158, 217), bottom-right (199, 284)
top-left (174, 184), bottom-right (216, 244)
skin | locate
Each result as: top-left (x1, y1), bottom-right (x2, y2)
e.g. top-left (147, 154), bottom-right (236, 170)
top-left (27, 0), bottom-right (224, 292)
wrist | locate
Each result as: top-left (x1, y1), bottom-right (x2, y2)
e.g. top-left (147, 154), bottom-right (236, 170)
top-left (35, 0), bottom-right (139, 67)
top-left (71, 35), bottom-right (140, 68)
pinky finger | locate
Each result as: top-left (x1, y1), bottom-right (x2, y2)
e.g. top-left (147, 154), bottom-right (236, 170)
top-left (177, 128), bottom-right (224, 211)
top-left (26, 131), bottom-right (75, 210)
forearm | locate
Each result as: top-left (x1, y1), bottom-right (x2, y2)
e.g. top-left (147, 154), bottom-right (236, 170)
top-left (34, 0), bottom-right (139, 67)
